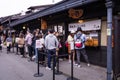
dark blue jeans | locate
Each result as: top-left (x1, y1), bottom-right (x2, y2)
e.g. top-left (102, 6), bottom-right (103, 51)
top-left (7, 44), bottom-right (11, 52)
top-left (47, 49), bottom-right (56, 68)
top-left (16, 43), bottom-right (18, 54)
top-left (27, 44), bottom-right (33, 58)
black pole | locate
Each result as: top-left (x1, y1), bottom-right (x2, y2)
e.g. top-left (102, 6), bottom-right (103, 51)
top-left (55, 55), bottom-right (62, 75)
top-left (37, 49), bottom-right (39, 74)
top-left (8, 17), bottom-right (11, 37)
top-left (71, 51), bottom-right (73, 80)
top-left (12, 43), bottom-right (14, 53)
top-left (34, 48), bottom-right (43, 77)
top-left (53, 54), bottom-right (55, 80)
top-left (67, 51), bottom-right (78, 80)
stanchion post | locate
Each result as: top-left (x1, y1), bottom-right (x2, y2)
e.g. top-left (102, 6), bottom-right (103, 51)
top-left (71, 51), bottom-right (73, 80)
top-left (34, 48), bottom-right (43, 77)
top-left (12, 44), bottom-right (14, 53)
top-left (53, 54), bottom-right (55, 80)
top-left (67, 50), bottom-right (78, 80)
top-left (37, 49), bottom-right (40, 74)
top-left (57, 55), bottom-right (62, 74)
top-left (55, 55), bottom-right (62, 75)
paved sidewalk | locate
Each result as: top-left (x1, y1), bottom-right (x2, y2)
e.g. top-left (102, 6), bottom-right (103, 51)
top-left (0, 48), bottom-right (106, 80)
top-left (59, 60), bottom-right (106, 80)
top-left (0, 48), bottom-right (67, 80)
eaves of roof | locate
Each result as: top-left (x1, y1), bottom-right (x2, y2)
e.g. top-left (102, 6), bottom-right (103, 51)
top-left (1, 16), bottom-right (22, 24)
top-left (28, 4), bottom-right (53, 10)
top-left (0, 13), bottom-right (22, 24)
top-left (0, 16), bottom-right (10, 24)
top-left (10, 0), bottom-right (98, 27)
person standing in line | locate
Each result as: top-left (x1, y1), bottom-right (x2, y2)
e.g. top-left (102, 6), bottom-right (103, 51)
top-left (31, 29), bottom-right (40, 62)
top-left (45, 29), bottom-right (59, 70)
top-left (37, 34), bottom-right (45, 64)
top-left (31, 30), bottom-right (38, 60)
top-left (6, 34), bottom-right (12, 52)
top-left (54, 32), bottom-right (60, 56)
top-left (25, 31), bottom-right (33, 61)
top-left (67, 30), bottom-right (75, 64)
top-left (74, 27), bottom-right (90, 68)
top-left (0, 35), bottom-right (2, 51)
top-left (18, 34), bottom-right (25, 57)
top-left (15, 34), bottom-right (19, 55)
top-left (11, 33), bottom-right (15, 52)
top-left (24, 33), bottom-right (28, 56)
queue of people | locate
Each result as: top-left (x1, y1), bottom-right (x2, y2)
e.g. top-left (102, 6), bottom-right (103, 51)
top-left (0, 27), bottom-right (90, 71)
top-left (2, 28), bottom-right (60, 69)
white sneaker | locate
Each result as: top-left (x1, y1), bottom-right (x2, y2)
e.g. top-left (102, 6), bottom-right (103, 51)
top-left (74, 63), bottom-right (78, 66)
top-left (68, 60), bottom-right (71, 63)
top-left (87, 63), bottom-right (90, 67)
top-left (55, 67), bottom-right (57, 69)
top-left (32, 55), bottom-right (36, 60)
top-left (46, 67), bottom-right (51, 70)
top-left (78, 65), bottom-right (81, 68)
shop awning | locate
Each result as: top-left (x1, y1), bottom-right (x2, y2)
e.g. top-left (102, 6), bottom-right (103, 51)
top-left (10, 0), bottom-right (98, 27)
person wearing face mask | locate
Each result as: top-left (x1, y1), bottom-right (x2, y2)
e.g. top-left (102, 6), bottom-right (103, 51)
top-left (74, 27), bottom-right (90, 68)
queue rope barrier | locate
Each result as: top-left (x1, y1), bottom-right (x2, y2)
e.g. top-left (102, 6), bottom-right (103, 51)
top-left (8, 47), bottom-right (79, 80)
top-left (67, 51), bottom-right (79, 80)
top-left (33, 48), bottom-right (44, 77)
top-left (39, 50), bottom-right (79, 80)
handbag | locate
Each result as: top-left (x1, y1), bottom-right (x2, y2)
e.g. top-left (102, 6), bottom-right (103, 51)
top-left (58, 43), bottom-right (62, 48)
top-left (65, 41), bottom-right (68, 47)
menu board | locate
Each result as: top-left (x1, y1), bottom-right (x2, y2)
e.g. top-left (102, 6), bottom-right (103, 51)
top-left (69, 19), bottom-right (101, 32)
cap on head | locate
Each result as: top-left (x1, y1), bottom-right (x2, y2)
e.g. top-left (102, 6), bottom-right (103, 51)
top-left (70, 30), bottom-right (75, 33)
top-left (77, 27), bottom-right (82, 32)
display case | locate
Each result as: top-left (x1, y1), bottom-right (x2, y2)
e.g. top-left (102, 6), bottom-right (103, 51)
top-left (85, 31), bottom-right (99, 47)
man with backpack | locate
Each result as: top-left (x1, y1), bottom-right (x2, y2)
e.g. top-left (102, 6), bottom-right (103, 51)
top-left (74, 27), bottom-right (90, 67)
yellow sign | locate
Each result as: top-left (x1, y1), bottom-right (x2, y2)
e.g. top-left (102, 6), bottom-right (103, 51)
top-left (41, 19), bottom-right (47, 30)
top-left (68, 8), bottom-right (83, 19)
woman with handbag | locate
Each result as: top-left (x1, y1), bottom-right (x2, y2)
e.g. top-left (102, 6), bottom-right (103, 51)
top-left (18, 34), bottom-right (25, 58)
top-left (67, 30), bottom-right (75, 64)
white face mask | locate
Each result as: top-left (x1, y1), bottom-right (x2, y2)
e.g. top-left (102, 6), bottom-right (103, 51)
top-left (78, 31), bottom-right (82, 34)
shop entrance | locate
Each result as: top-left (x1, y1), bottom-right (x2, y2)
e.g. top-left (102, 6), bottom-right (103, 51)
top-left (113, 16), bottom-right (120, 80)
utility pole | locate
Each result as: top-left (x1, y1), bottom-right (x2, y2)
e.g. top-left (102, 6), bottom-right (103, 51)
top-left (105, 0), bottom-right (113, 80)
top-left (8, 16), bottom-right (11, 37)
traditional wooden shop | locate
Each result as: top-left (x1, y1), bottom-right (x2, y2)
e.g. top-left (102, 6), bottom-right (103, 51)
top-left (10, 0), bottom-right (120, 79)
